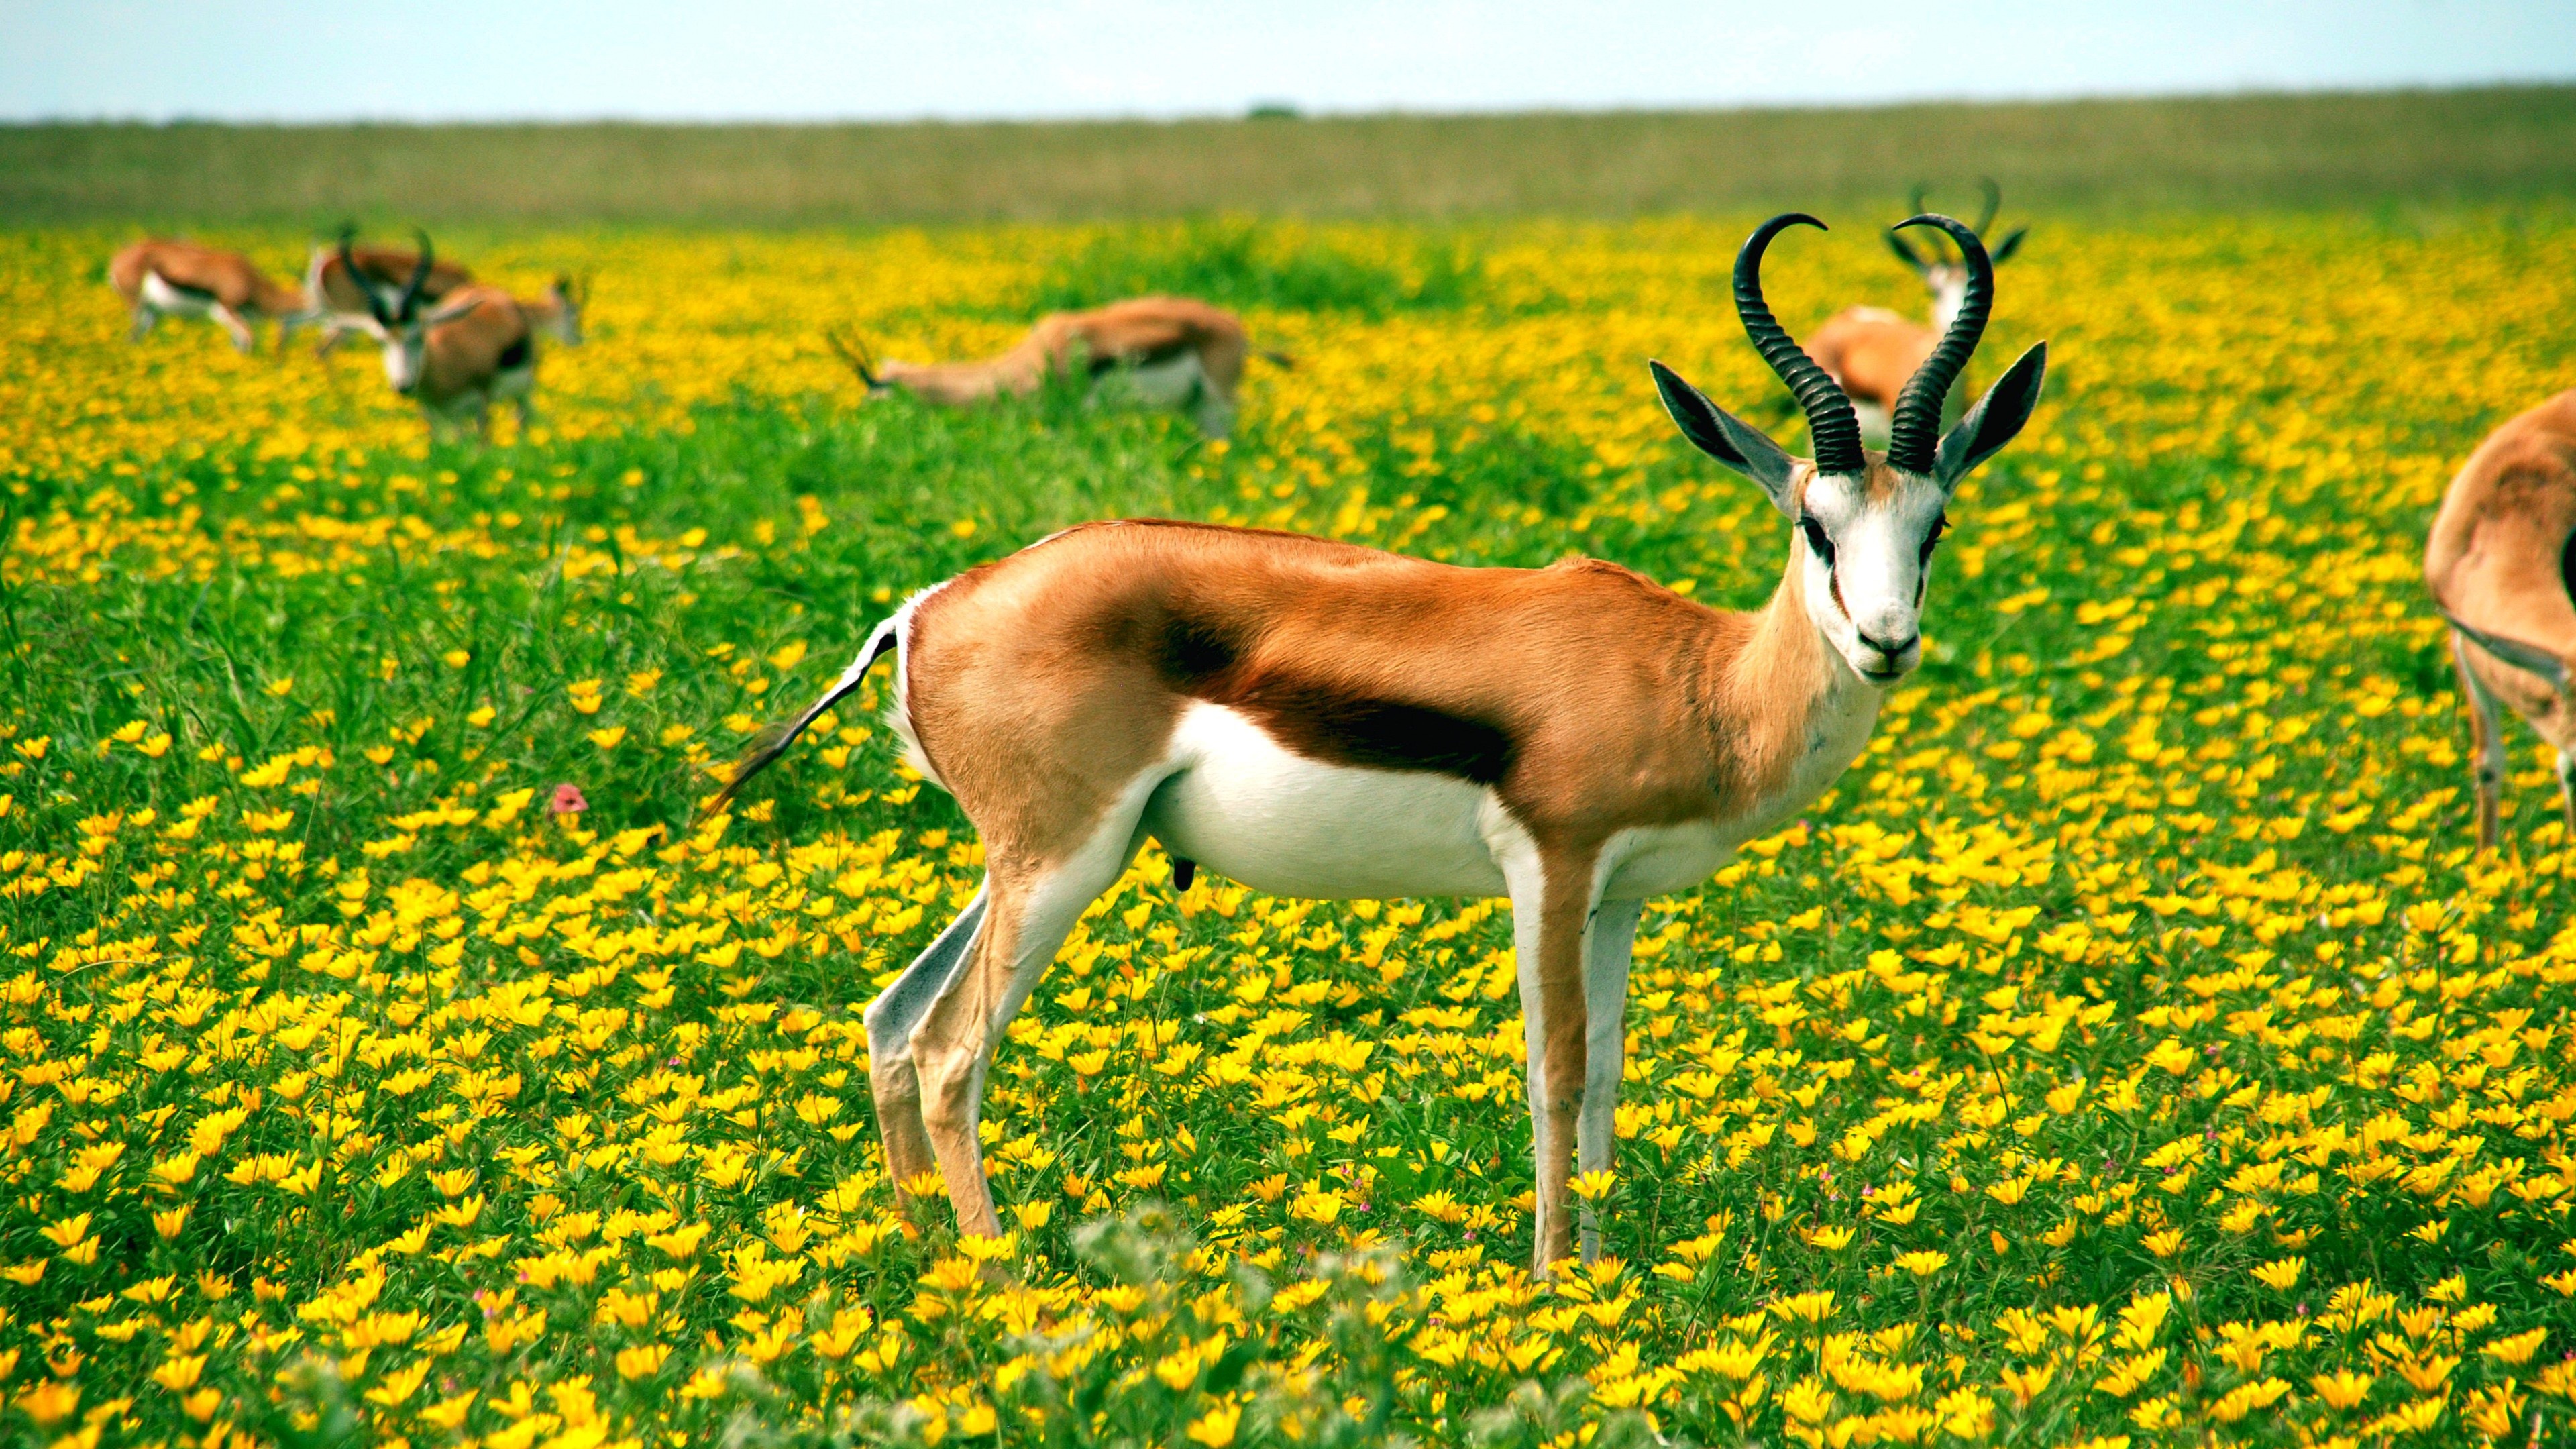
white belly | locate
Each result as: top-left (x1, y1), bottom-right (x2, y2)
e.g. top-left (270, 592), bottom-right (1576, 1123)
top-left (1144, 702), bottom-right (1509, 899)
top-left (1110, 351), bottom-right (1208, 409)
top-left (140, 273), bottom-right (216, 318)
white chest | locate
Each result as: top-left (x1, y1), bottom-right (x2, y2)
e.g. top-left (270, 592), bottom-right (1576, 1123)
top-left (1105, 350), bottom-right (1210, 409)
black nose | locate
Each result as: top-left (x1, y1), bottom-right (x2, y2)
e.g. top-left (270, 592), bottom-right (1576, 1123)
top-left (1858, 629), bottom-right (1919, 657)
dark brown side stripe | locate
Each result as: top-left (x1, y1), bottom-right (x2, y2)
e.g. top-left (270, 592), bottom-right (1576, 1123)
top-left (1155, 614), bottom-right (1515, 786)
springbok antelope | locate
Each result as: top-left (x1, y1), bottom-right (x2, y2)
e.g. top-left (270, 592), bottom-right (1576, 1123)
top-left (331, 236), bottom-right (538, 437)
top-left (718, 213), bottom-right (2045, 1273)
top-left (107, 239), bottom-right (317, 352)
top-left (2425, 390), bottom-right (2576, 845)
top-left (305, 229), bottom-right (474, 354)
top-left (828, 296), bottom-right (1291, 439)
top-left (1808, 182), bottom-right (2030, 445)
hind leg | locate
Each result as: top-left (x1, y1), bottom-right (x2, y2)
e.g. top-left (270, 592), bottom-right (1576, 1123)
top-left (129, 305), bottom-right (158, 341)
top-left (910, 788), bottom-right (1158, 1238)
top-left (863, 883), bottom-right (989, 1217)
top-left (2559, 750), bottom-right (2575, 836)
top-left (2453, 633), bottom-right (2508, 849)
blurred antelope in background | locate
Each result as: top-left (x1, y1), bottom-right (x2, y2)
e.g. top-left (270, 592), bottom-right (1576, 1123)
top-left (517, 276), bottom-right (588, 347)
top-left (1809, 181), bottom-right (2030, 444)
top-left (2426, 389), bottom-right (2576, 845)
top-left (724, 214), bottom-right (2045, 1275)
top-left (332, 235), bottom-right (538, 437)
top-left (107, 239), bottom-right (317, 352)
top-left (307, 228), bottom-right (474, 354)
top-left (828, 296), bottom-right (1291, 439)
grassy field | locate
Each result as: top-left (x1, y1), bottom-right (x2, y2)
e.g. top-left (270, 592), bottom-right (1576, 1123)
top-left (7, 205), bottom-right (2576, 1448)
top-left (8, 85), bottom-right (2576, 227)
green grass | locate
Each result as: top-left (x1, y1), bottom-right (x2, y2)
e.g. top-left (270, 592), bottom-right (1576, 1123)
top-left (8, 85), bottom-right (2576, 229)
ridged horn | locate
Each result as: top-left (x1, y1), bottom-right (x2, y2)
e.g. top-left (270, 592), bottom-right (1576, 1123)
top-left (398, 229), bottom-right (435, 321)
top-left (1885, 213), bottom-right (1992, 475)
top-left (337, 231), bottom-right (388, 325)
top-left (1734, 213), bottom-right (1863, 476)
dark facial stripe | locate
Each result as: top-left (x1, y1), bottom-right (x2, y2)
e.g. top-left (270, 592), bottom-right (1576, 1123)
top-left (1155, 615), bottom-right (1515, 786)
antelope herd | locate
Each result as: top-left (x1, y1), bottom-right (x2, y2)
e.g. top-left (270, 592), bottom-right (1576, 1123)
top-left (106, 189), bottom-right (2572, 1273)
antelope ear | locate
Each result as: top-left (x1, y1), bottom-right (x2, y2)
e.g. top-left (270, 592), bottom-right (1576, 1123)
top-left (1934, 342), bottom-right (2047, 490)
top-left (1884, 227), bottom-right (1931, 272)
top-left (424, 294), bottom-right (485, 327)
top-left (1652, 360), bottom-right (1801, 515)
top-left (1988, 227), bottom-right (2029, 266)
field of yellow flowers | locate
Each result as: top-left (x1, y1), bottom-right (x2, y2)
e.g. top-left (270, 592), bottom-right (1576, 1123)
top-left (5, 211), bottom-right (2576, 1448)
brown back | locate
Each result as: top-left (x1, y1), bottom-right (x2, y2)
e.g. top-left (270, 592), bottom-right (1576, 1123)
top-left (109, 240), bottom-right (301, 314)
top-left (2426, 390), bottom-right (2576, 665)
top-left (1807, 306), bottom-right (1939, 410)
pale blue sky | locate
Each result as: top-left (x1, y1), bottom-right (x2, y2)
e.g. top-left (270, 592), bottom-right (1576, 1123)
top-left (3, 1), bottom-right (2571, 123)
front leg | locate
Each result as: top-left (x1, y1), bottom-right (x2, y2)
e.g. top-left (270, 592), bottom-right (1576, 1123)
top-left (1501, 839), bottom-right (1601, 1278)
top-left (1576, 896), bottom-right (1643, 1262)
top-left (211, 302), bottom-right (258, 353)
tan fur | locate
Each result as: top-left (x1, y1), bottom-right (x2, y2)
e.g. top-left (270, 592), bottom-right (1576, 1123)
top-left (1808, 306), bottom-right (1939, 413)
top-left (2425, 390), bottom-right (2576, 843)
top-left (309, 245), bottom-right (473, 315)
top-left (879, 518), bottom-right (1837, 1264)
top-left (410, 286), bottom-right (537, 435)
top-left (107, 239), bottom-right (309, 350)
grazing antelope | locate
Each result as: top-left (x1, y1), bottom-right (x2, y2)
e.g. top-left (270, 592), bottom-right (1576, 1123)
top-left (1809, 181), bottom-right (2030, 445)
top-left (828, 296), bottom-right (1291, 439)
top-left (106, 239), bottom-right (317, 352)
top-left (717, 213), bottom-right (2046, 1275)
top-left (332, 235), bottom-right (537, 437)
top-left (2425, 389), bottom-right (2576, 845)
top-left (305, 229), bottom-right (474, 355)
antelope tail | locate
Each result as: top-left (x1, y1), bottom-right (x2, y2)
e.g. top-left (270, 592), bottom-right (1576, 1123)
top-left (706, 614), bottom-right (901, 818)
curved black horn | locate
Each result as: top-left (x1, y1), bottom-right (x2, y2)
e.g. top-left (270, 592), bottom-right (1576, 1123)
top-left (337, 231), bottom-right (389, 325)
top-left (398, 229), bottom-right (435, 321)
top-left (1974, 178), bottom-right (2002, 237)
top-left (824, 326), bottom-right (881, 389)
top-left (1735, 213), bottom-right (1863, 476)
top-left (1885, 214), bottom-right (1992, 474)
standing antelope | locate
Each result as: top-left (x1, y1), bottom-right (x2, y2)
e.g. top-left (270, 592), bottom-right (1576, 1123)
top-left (305, 229), bottom-right (475, 354)
top-left (2426, 390), bottom-right (2576, 845)
top-left (828, 296), bottom-right (1291, 439)
top-left (717, 213), bottom-right (2046, 1275)
top-left (332, 235), bottom-right (538, 437)
top-left (1809, 182), bottom-right (2030, 445)
top-left (107, 239), bottom-right (317, 352)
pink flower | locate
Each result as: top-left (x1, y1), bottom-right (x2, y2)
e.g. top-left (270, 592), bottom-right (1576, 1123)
top-left (549, 784), bottom-right (590, 816)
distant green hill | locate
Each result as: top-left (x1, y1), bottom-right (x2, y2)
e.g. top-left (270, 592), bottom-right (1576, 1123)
top-left (8, 85), bottom-right (2574, 228)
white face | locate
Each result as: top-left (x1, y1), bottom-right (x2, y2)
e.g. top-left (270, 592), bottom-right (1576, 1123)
top-left (352, 317), bottom-right (431, 394)
top-left (1793, 464), bottom-right (1951, 686)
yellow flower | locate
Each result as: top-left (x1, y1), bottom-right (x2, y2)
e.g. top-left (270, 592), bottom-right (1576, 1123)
top-left (2251, 1256), bottom-right (2304, 1291)
top-left (618, 1344), bottom-right (674, 1379)
top-left (1185, 1399), bottom-right (1244, 1446)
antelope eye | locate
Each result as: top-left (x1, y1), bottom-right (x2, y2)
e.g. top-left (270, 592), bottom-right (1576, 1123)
top-left (1799, 516), bottom-right (1835, 564)
top-left (1919, 515), bottom-right (1950, 561)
